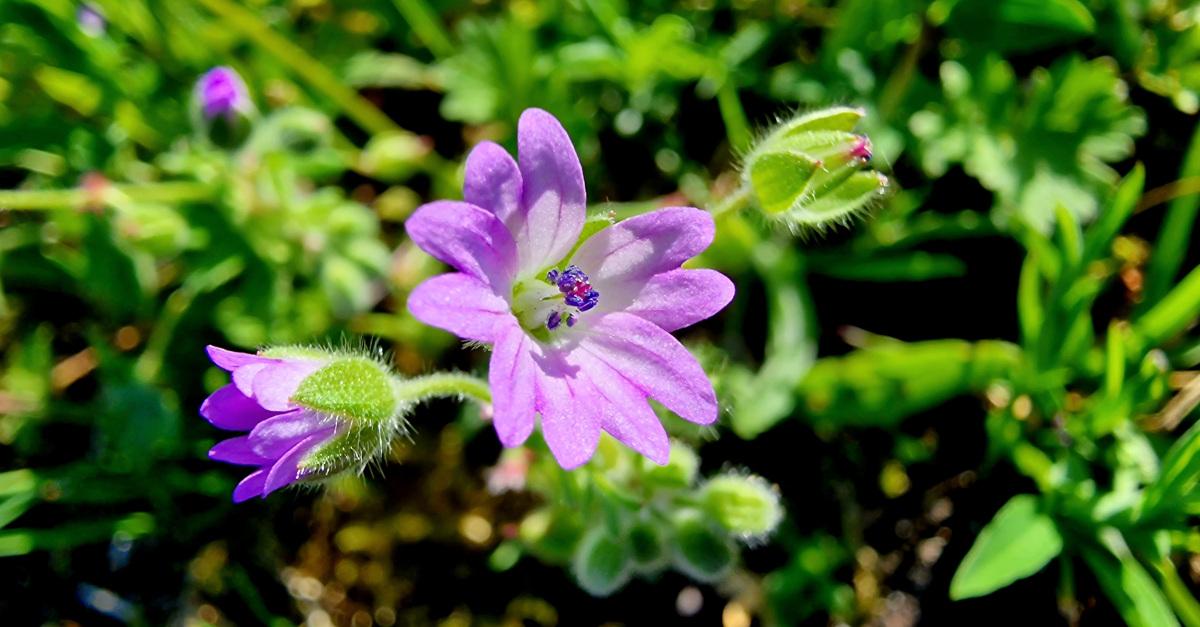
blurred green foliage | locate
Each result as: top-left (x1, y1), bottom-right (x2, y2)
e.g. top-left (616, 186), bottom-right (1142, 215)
top-left (1, 0), bottom-right (1200, 625)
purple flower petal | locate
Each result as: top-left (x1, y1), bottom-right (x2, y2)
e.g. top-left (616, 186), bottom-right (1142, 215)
top-left (232, 362), bottom-right (268, 397)
top-left (263, 431), bottom-right (334, 496)
top-left (200, 384), bottom-right (277, 431)
top-left (250, 360), bottom-right (326, 412)
top-left (406, 200), bottom-right (518, 290)
top-left (464, 141), bottom-right (523, 227)
top-left (248, 411), bottom-right (328, 458)
top-left (209, 436), bottom-right (269, 466)
top-left (569, 207), bottom-right (715, 289)
top-left (232, 469), bottom-right (268, 503)
top-left (488, 323), bottom-right (538, 447)
top-left (580, 312), bottom-right (718, 425)
top-left (624, 269), bottom-right (735, 332)
top-left (576, 354), bottom-right (670, 465)
top-left (407, 273), bottom-right (512, 342)
top-left (514, 108), bottom-right (586, 275)
top-left (535, 360), bottom-right (601, 469)
top-left (207, 345), bottom-right (269, 372)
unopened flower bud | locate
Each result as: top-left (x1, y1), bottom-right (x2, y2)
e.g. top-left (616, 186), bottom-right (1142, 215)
top-left (193, 67), bottom-right (254, 146)
top-left (698, 473), bottom-right (783, 541)
top-left (742, 106), bottom-right (889, 229)
top-left (201, 345), bottom-right (407, 502)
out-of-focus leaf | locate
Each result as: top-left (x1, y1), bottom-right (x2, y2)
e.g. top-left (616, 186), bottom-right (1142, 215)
top-left (1143, 123), bottom-right (1200, 309)
top-left (944, 0), bottom-right (1095, 54)
top-left (799, 340), bottom-right (1022, 428)
top-left (343, 51), bottom-right (438, 89)
top-left (949, 494), bottom-right (1062, 599)
top-left (1081, 534), bottom-right (1180, 627)
top-left (911, 55), bottom-right (1145, 230)
top-left (0, 512), bottom-right (155, 557)
top-left (808, 251), bottom-right (966, 281)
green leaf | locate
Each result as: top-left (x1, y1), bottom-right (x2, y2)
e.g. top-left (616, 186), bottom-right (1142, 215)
top-left (1144, 123), bottom-right (1200, 308)
top-left (625, 517), bottom-right (668, 573)
top-left (670, 509), bottom-right (736, 583)
top-left (1135, 264), bottom-right (1200, 350)
top-left (1140, 414), bottom-right (1200, 520)
top-left (950, 494), bottom-right (1063, 600)
top-left (572, 526), bottom-right (632, 597)
top-left (944, 0), bottom-right (1095, 54)
top-left (1082, 164), bottom-right (1144, 264)
top-left (912, 55), bottom-right (1144, 231)
top-left (799, 340), bottom-right (1022, 428)
top-left (1081, 539), bottom-right (1179, 627)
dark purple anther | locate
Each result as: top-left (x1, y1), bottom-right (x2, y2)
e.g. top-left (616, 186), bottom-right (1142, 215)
top-left (565, 313), bottom-right (576, 327)
top-left (547, 311), bottom-right (562, 330)
top-left (550, 264), bottom-right (600, 314)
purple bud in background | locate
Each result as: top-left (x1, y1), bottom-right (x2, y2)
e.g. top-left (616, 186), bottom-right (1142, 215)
top-left (77, 3), bottom-right (106, 37)
top-left (196, 66), bottom-right (250, 120)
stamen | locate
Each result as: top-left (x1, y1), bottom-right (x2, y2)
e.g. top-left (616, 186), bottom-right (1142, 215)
top-left (547, 311), bottom-right (562, 330)
top-left (546, 265), bottom-right (600, 320)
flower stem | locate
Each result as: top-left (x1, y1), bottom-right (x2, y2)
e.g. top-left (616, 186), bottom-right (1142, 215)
top-left (394, 372), bottom-right (492, 406)
top-left (0, 181), bottom-right (213, 211)
top-left (709, 184), bottom-right (754, 218)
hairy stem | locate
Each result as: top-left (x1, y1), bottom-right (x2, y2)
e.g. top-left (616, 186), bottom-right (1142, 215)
top-left (394, 372), bottom-right (492, 406)
top-left (709, 184), bottom-right (755, 218)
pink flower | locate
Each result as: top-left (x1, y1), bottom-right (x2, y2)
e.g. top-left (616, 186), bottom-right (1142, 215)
top-left (406, 109), bottom-right (733, 468)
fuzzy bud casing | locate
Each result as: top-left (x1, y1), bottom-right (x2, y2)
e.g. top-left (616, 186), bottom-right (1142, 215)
top-left (742, 106), bottom-right (888, 229)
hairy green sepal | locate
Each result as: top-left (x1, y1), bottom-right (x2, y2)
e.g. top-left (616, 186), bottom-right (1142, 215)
top-left (699, 474), bottom-right (784, 539)
top-left (742, 106), bottom-right (888, 228)
top-left (292, 357), bottom-right (396, 423)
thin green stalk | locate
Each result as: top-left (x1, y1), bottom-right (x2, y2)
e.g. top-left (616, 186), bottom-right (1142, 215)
top-left (394, 372), bottom-right (492, 405)
top-left (390, 0), bottom-right (455, 59)
top-left (716, 78), bottom-right (752, 154)
top-left (194, 0), bottom-right (400, 137)
top-left (709, 184), bottom-right (754, 218)
top-left (0, 181), bottom-right (213, 211)
top-left (135, 258), bottom-right (244, 382)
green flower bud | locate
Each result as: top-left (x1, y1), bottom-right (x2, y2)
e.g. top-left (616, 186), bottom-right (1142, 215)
top-left (641, 441), bottom-right (699, 489)
top-left (742, 106), bottom-right (889, 230)
top-left (698, 473), bottom-right (784, 542)
top-left (572, 526), bottom-right (633, 597)
top-left (669, 508), bottom-right (736, 583)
